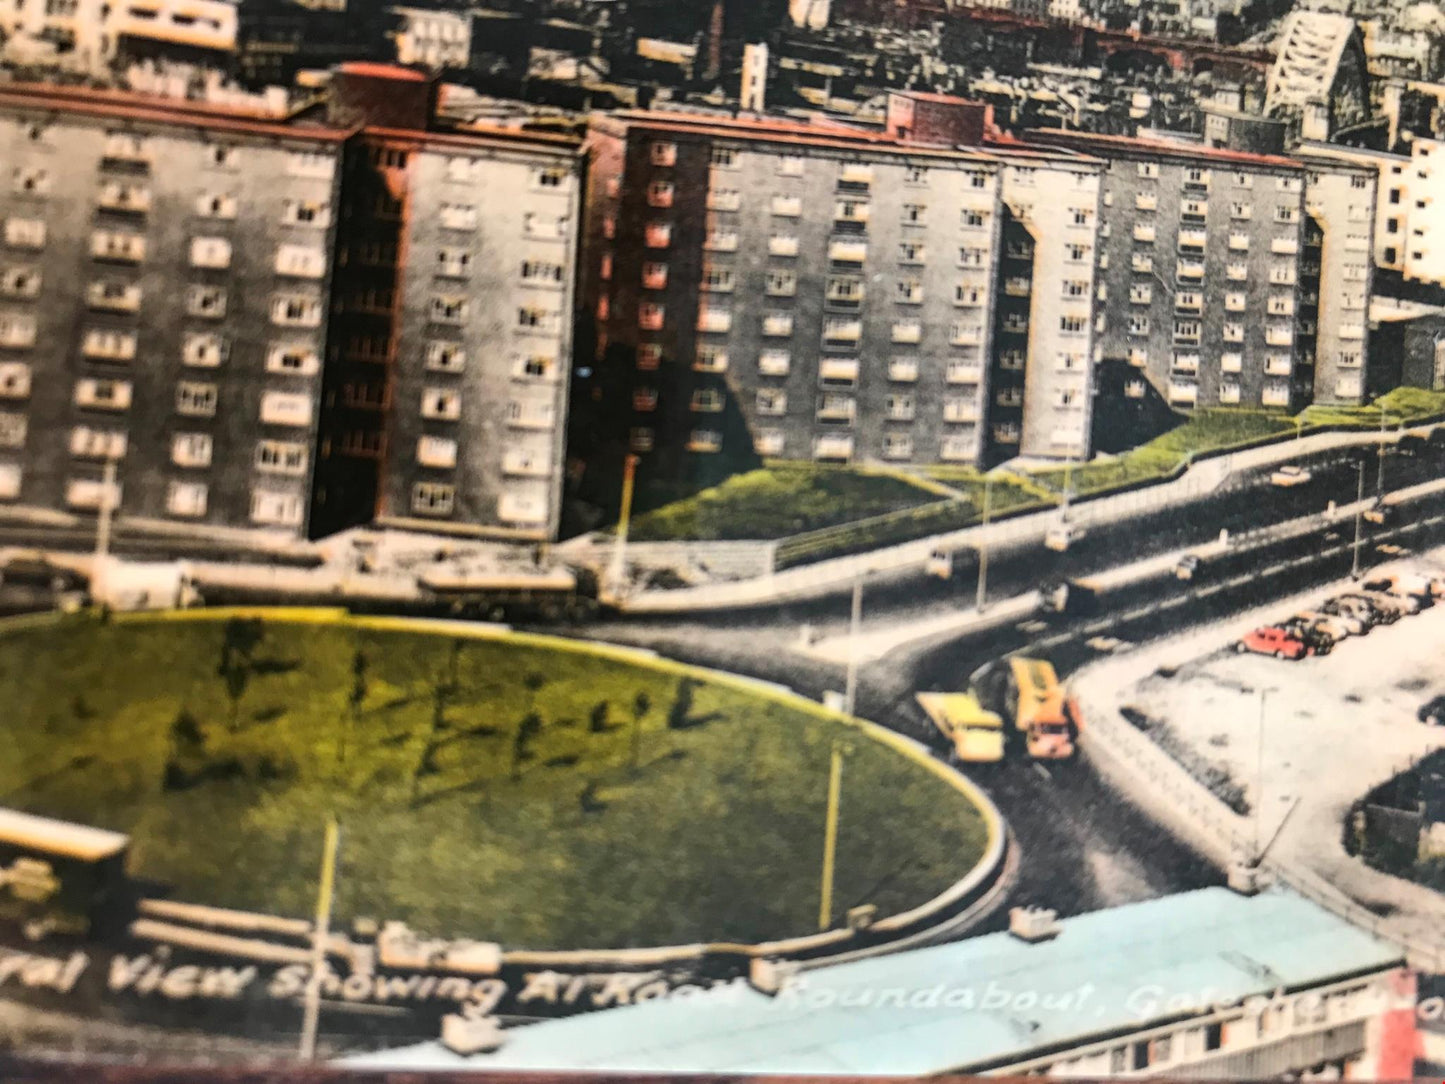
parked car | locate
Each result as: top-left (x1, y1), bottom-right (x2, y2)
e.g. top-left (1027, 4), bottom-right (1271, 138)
top-left (0, 554), bottom-right (86, 594)
top-left (1279, 620), bottom-right (1335, 656)
top-left (1292, 610), bottom-right (1359, 640)
top-left (1044, 522), bottom-right (1084, 553)
top-left (1419, 695), bottom-right (1445, 727)
top-left (1324, 594), bottom-right (1389, 627)
top-left (1235, 625), bottom-right (1311, 660)
top-left (1361, 574), bottom-right (1434, 607)
top-left (1356, 589), bottom-right (1421, 617)
top-left (1270, 464), bottom-right (1312, 487)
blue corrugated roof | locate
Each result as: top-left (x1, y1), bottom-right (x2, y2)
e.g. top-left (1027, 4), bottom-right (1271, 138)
top-left (346, 888), bottom-right (1403, 1075)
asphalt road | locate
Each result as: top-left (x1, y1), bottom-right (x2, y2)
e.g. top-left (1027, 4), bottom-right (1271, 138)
top-left (572, 456), bottom-right (1445, 925)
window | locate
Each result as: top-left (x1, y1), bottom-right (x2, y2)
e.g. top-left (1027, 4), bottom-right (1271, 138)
top-left (756, 389), bottom-right (787, 416)
top-left (521, 259), bottom-right (565, 286)
top-left (710, 147), bottom-right (737, 169)
top-left (754, 430), bottom-right (785, 456)
top-left (1070, 207), bottom-right (1091, 227)
top-left (766, 270), bottom-right (797, 297)
top-left (694, 346), bottom-right (728, 373)
top-left (759, 350), bottom-right (790, 377)
top-left (1066, 242), bottom-right (1089, 262)
top-left (259, 392), bottom-right (312, 427)
top-left (637, 344), bottom-right (663, 371)
top-left (902, 203), bottom-right (926, 225)
top-left (420, 342), bottom-right (464, 374)
top-left (708, 188), bottom-right (741, 211)
top-left (886, 394), bottom-right (914, 421)
top-left (12, 166), bottom-right (49, 197)
top-left (282, 199), bottom-right (330, 228)
top-left (647, 180), bottom-right (674, 208)
top-left (4, 218), bottom-right (45, 250)
top-left (440, 203), bottom-right (477, 230)
top-left (883, 433), bottom-right (913, 460)
top-left (779, 155), bottom-right (804, 176)
top-left (76, 377), bottom-right (133, 411)
top-left (172, 432), bottom-right (214, 468)
top-left (195, 193), bottom-right (237, 220)
top-left (103, 131), bottom-right (149, 163)
top-left (1128, 314), bottom-right (1150, 336)
top-left (533, 166), bottom-right (569, 191)
top-left (0, 362), bottom-right (31, 398)
top-left (271, 294), bottom-right (320, 327)
top-left (176, 381), bottom-right (217, 417)
top-left (187, 285), bottom-right (226, 319)
top-left (286, 152), bottom-right (334, 180)
top-left (166, 481), bottom-right (208, 518)
top-left (956, 283), bottom-right (985, 306)
top-left (645, 221), bottom-right (672, 249)
top-left (1136, 161), bottom-right (1159, 179)
top-left (769, 234), bottom-right (800, 258)
top-left (899, 241), bottom-right (926, 264)
top-left (80, 328), bottom-right (136, 362)
top-left (1223, 322), bottom-right (1245, 343)
top-left (0, 412), bottom-right (25, 449)
top-left (250, 489), bottom-right (306, 526)
top-left (422, 388), bottom-right (461, 421)
top-left (763, 313), bottom-right (794, 338)
top-left (691, 388), bottom-right (725, 414)
top-left (1059, 315), bottom-right (1087, 334)
top-left (889, 356), bottom-right (919, 382)
top-left (275, 245), bottom-right (326, 279)
top-left (91, 230), bottom-right (146, 263)
top-left (192, 235), bottom-right (234, 270)
top-left (891, 321), bottom-right (921, 344)
top-left (630, 427), bottom-right (655, 453)
top-left (69, 426), bottom-right (127, 460)
top-left (182, 333), bottom-right (228, 368)
top-left (638, 302), bottom-right (665, 331)
top-left (962, 209), bottom-right (989, 229)
top-left (1130, 284), bottom-right (1153, 305)
top-left (415, 436), bottom-right (457, 470)
top-left (0, 266), bottom-right (41, 299)
top-left (896, 279), bottom-right (923, 304)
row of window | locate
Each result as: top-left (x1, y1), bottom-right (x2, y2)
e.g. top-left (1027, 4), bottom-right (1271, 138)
top-left (0, 366), bottom-right (316, 424)
top-left (1119, 315), bottom-right (1298, 344)
top-left (418, 389), bottom-right (557, 428)
top-left (0, 465), bottom-right (309, 526)
top-left (645, 142), bottom-right (992, 189)
top-left (631, 426), bottom-right (984, 463)
top-left (408, 482), bottom-right (548, 524)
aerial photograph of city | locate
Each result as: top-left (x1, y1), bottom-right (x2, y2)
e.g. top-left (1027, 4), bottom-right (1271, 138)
top-left (0, 0), bottom-right (1442, 1076)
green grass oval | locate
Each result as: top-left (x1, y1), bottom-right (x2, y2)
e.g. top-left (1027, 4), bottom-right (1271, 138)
top-left (0, 610), bottom-right (990, 951)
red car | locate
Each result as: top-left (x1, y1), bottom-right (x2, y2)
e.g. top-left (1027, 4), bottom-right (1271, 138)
top-left (1234, 625), bottom-right (1311, 660)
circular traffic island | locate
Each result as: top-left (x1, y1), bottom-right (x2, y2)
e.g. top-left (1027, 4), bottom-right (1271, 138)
top-left (0, 610), bottom-right (994, 951)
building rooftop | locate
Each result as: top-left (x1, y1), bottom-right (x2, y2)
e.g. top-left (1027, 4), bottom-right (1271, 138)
top-left (1026, 128), bottom-right (1305, 169)
top-left (338, 61), bottom-right (428, 82)
top-left (596, 109), bottom-right (1093, 167)
top-left (0, 82), bottom-right (352, 141)
top-left (345, 888), bottom-right (1405, 1075)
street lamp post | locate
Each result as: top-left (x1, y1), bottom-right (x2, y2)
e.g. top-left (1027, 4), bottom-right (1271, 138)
top-left (976, 472), bottom-right (995, 613)
top-left (299, 816), bottom-right (340, 1062)
top-left (1254, 688), bottom-right (1268, 862)
top-left (92, 456), bottom-right (119, 605)
top-left (605, 454), bottom-right (639, 603)
top-left (843, 570), bottom-right (864, 719)
top-left (817, 740), bottom-right (847, 932)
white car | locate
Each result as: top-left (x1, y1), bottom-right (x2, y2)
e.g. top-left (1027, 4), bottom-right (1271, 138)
top-left (1270, 464), bottom-right (1312, 487)
top-left (1044, 524), bottom-right (1083, 552)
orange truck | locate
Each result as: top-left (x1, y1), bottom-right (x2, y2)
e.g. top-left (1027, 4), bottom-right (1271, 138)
top-left (999, 657), bottom-right (1081, 759)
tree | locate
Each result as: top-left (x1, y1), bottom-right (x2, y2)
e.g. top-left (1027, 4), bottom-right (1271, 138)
top-left (629, 690), bottom-right (651, 772)
top-left (589, 700), bottom-right (610, 734)
top-left (217, 618), bottom-right (264, 730)
top-left (511, 712), bottom-right (543, 781)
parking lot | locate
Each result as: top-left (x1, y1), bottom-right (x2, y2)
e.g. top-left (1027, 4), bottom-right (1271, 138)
top-left (1120, 554), bottom-right (1445, 939)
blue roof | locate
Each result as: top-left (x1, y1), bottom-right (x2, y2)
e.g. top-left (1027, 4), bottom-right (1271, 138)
top-left (346, 888), bottom-right (1403, 1075)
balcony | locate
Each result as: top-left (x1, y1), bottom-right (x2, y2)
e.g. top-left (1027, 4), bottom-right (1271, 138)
top-left (697, 308), bottom-right (731, 334)
top-left (1219, 383), bottom-right (1241, 404)
top-left (502, 449), bottom-right (551, 477)
top-left (1128, 348), bottom-right (1148, 368)
top-left (759, 351), bottom-right (791, 377)
top-left (816, 398), bottom-right (856, 424)
top-left (890, 322), bottom-right (921, 345)
top-left (98, 183), bottom-right (151, 214)
top-left (950, 325), bottom-right (983, 347)
top-left (1172, 353), bottom-right (1200, 374)
top-left (1271, 237), bottom-right (1299, 255)
top-left (1168, 381), bottom-right (1198, 405)
top-left (1004, 277), bottom-right (1031, 297)
top-left (1132, 254), bottom-right (1154, 274)
top-left (1229, 234), bottom-right (1250, 251)
top-left (1265, 356), bottom-right (1292, 377)
top-left (770, 235), bottom-right (800, 258)
top-left (944, 400), bottom-right (979, 423)
top-left (687, 430), bottom-right (723, 454)
top-left (834, 202), bottom-right (871, 226)
top-left (839, 163), bottom-right (874, 187)
top-left (826, 319), bottom-right (864, 344)
top-left (946, 361), bottom-right (982, 384)
top-left (762, 315), bottom-right (794, 338)
top-left (86, 281), bottom-right (142, 312)
top-left (813, 434), bottom-right (854, 460)
top-left (708, 190), bottom-right (742, 212)
top-left (1133, 224), bottom-right (1157, 243)
top-left (1176, 261), bottom-right (1205, 282)
top-left (1339, 324), bottom-right (1365, 341)
top-left (1135, 193), bottom-right (1158, 211)
top-left (1178, 228), bottom-right (1208, 250)
top-left (1262, 384), bottom-right (1291, 408)
top-left (1265, 326), bottom-right (1293, 347)
top-left (820, 358), bottom-right (860, 385)
top-left (828, 240), bottom-right (867, 264)
top-left (704, 233), bottom-right (739, 253)
top-left (772, 196), bottom-right (803, 218)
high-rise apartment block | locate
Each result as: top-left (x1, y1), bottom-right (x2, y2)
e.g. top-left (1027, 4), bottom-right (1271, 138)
top-left (577, 93), bottom-right (1103, 491)
top-left (1030, 130), bottom-right (1375, 410)
top-left (0, 67), bottom-right (582, 542)
top-left (0, 83), bottom-right (347, 533)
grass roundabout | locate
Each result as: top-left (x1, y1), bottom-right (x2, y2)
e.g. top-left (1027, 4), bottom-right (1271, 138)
top-left (0, 609), bottom-right (992, 950)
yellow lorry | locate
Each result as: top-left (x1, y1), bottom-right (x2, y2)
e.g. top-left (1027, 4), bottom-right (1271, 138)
top-left (915, 692), bottom-right (1006, 763)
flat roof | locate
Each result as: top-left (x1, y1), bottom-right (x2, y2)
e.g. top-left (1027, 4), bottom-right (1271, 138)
top-left (1026, 128), bottom-right (1304, 170)
top-left (0, 808), bottom-right (129, 862)
top-left (346, 888), bottom-right (1404, 1075)
top-left (339, 61), bottom-right (428, 82)
top-left (597, 109), bottom-right (1088, 167)
top-left (0, 83), bottom-right (352, 142)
